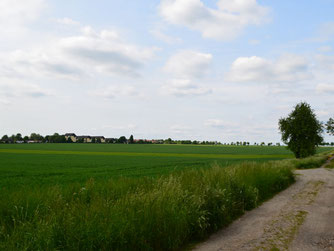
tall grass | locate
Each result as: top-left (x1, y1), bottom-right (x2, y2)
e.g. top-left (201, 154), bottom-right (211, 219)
top-left (288, 151), bottom-right (331, 169)
top-left (0, 160), bottom-right (296, 251)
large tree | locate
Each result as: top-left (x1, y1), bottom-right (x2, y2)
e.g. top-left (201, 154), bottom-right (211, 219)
top-left (279, 102), bottom-right (323, 158)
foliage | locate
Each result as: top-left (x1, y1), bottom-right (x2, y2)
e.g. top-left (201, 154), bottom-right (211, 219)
top-left (45, 133), bottom-right (67, 143)
top-left (129, 135), bottom-right (134, 144)
top-left (326, 161), bottom-right (334, 169)
top-left (279, 102), bottom-right (323, 158)
top-left (30, 133), bottom-right (44, 141)
top-left (118, 136), bottom-right (127, 144)
top-left (326, 117), bottom-right (334, 136)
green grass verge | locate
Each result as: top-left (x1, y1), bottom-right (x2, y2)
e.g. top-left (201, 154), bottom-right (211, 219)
top-left (0, 161), bottom-right (295, 250)
top-left (288, 150), bottom-right (333, 169)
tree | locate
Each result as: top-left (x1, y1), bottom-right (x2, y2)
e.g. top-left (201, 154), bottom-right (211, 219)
top-left (279, 102), bottom-right (323, 158)
top-left (118, 136), bottom-right (127, 144)
top-left (129, 135), bottom-right (134, 144)
top-left (166, 138), bottom-right (172, 144)
top-left (326, 118), bottom-right (334, 136)
top-left (15, 133), bottom-right (23, 141)
top-left (30, 133), bottom-right (44, 142)
top-left (1, 135), bottom-right (8, 141)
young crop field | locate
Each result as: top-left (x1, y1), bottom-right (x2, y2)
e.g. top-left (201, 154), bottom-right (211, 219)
top-left (0, 143), bottom-right (333, 250)
top-left (0, 143), bottom-right (331, 188)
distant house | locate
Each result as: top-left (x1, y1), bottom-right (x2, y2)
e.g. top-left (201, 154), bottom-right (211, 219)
top-left (92, 136), bottom-right (106, 143)
top-left (64, 134), bottom-right (107, 143)
top-left (76, 136), bottom-right (92, 143)
top-left (65, 133), bottom-right (77, 143)
top-left (1, 138), bottom-right (13, 144)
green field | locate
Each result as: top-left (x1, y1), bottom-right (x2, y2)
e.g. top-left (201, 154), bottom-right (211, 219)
top-left (0, 143), bottom-right (332, 250)
top-left (0, 143), bottom-right (332, 188)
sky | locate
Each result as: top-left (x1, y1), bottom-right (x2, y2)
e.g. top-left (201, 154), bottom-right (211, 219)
top-left (0, 0), bottom-right (334, 143)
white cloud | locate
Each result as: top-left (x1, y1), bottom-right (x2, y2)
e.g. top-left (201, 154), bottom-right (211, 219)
top-left (91, 85), bottom-right (139, 99)
top-left (0, 26), bottom-right (157, 80)
top-left (315, 54), bottom-right (334, 71)
top-left (0, 0), bottom-right (45, 38)
top-left (204, 119), bottom-right (225, 128)
top-left (60, 27), bottom-right (156, 77)
top-left (0, 81), bottom-right (51, 105)
top-left (162, 79), bottom-right (211, 96)
top-left (204, 119), bottom-right (239, 129)
top-left (170, 125), bottom-right (191, 134)
top-left (159, 0), bottom-right (269, 40)
top-left (0, 0), bottom-right (45, 24)
top-left (316, 83), bottom-right (334, 94)
top-left (101, 124), bottom-right (137, 130)
top-left (164, 50), bottom-right (212, 78)
top-left (55, 17), bottom-right (80, 26)
top-left (225, 54), bottom-right (311, 83)
top-left (316, 110), bottom-right (329, 118)
top-left (0, 48), bottom-right (83, 80)
top-left (318, 46), bottom-right (332, 53)
top-left (162, 50), bottom-right (212, 97)
top-left (150, 26), bottom-right (182, 44)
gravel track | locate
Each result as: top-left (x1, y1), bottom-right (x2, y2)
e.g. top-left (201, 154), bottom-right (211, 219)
top-left (194, 157), bottom-right (334, 251)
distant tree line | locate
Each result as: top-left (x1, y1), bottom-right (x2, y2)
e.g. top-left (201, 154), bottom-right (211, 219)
top-left (0, 133), bottom-right (67, 144)
top-left (0, 133), bottom-right (290, 146)
top-left (2, 115), bottom-right (334, 148)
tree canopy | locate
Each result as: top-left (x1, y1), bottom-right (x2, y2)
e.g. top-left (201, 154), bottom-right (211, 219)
top-left (326, 118), bottom-right (334, 136)
top-left (279, 102), bottom-right (323, 158)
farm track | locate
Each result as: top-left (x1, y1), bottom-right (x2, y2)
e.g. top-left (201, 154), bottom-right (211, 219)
top-left (193, 157), bottom-right (334, 251)
top-left (0, 149), bottom-right (292, 159)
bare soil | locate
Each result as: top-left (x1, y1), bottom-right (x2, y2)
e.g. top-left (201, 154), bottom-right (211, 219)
top-left (193, 158), bottom-right (334, 251)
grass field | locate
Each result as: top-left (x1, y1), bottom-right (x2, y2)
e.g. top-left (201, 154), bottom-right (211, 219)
top-left (0, 144), bottom-right (332, 189)
top-left (0, 143), bottom-right (332, 250)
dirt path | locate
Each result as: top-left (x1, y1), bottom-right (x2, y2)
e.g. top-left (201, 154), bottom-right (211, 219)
top-left (193, 159), bottom-right (334, 251)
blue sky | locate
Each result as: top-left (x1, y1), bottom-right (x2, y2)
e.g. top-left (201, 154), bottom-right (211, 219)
top-left (1, 0), bottom-right (334, 142)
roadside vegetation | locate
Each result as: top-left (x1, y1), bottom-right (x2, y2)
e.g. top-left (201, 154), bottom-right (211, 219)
top-left (288, 151), bottom-right (330, 169)
top-left (2, 151), bottom-right (332, 251)
top-left (327, 162), bottom-right (334, 169)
